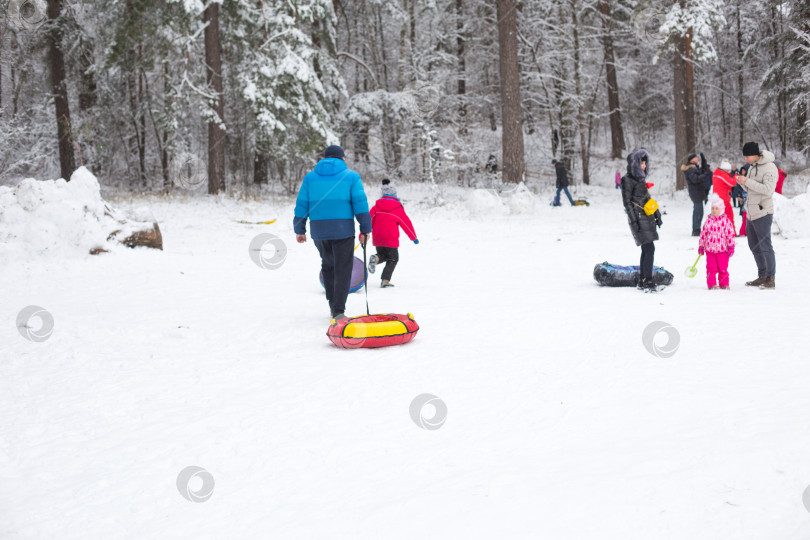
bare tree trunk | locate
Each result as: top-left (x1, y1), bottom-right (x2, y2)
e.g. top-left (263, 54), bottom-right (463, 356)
top-left (673, 25), bottom-right (695, 191)
top-left (456, 0), bottom-right (467, 183)
top-left (161, 65), bottom-right (171, 191)
top-left (598, 0), bottom-right (625, 159)
top-left (555, 5), bottom-right (576, 171)
top-left (204, 2), bottom-right (226, 194)
top-left (0, 27), bottom-right (4, 114)
top-left (78, 37), bottom-right (97, 111)
top-left (397, 7), bottom-right (406, 89)
top-left (736, 2), bottom-right (744, 149)
top-left (496, 0), bottom-right (524, 184)
top-left (484, 66), bottom-right (498, 131)
top-left (719, 54), bottom-right (728, 142)
top-left (138, 64), bottom-right (147, 188)
top-left (253, 151), bottom-right (268, 184)
top-left (798, 101), bottom-right (809, 157)
top-left (456, 0), bottom-right (467, 123)
top-left (47, 0), bottom-right (76, 181)
top-left (572, 0), bottom-right (589, 185)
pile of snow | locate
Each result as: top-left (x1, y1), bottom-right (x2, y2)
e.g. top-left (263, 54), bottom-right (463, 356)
top-left (465, 183), bottom-right (536, 216)
top-left (503, 182), bottom-right (536, 214)
top-left (466, 188), bottom-right (507, 216)
top-left (0, 167), bottom-right (152, 260)
top-left (773, 189), bottom-right (810, 239)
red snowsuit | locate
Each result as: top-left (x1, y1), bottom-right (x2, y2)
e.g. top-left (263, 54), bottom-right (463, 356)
top-left (712, 168), bottom-right (737, 234)
top-left (369, 195), bottom-right (417, 247)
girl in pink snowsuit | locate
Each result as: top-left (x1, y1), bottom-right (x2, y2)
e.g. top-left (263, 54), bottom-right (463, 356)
top-left (699, 195), bottom-right (736, 289)
top-left (367, 180), bottom-right (418, 287)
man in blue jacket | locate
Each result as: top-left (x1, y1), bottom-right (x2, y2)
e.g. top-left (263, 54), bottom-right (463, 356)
top-left (294, 145), bottom-right (371, 320)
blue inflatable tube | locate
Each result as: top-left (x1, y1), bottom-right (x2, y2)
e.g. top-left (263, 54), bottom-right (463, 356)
top-left (593, 261), bottom-right (674, 287)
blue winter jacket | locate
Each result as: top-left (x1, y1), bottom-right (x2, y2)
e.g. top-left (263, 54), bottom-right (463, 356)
top-left (293, 158), bottom-right (372, 240)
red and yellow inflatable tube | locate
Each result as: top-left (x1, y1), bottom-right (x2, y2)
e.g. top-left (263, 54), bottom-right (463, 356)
top-left (327, 313), bottom-right (419, 349)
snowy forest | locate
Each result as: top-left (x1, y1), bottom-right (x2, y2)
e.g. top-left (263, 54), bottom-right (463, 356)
top-left (7, 2), bottom-right (810, 536)
top-left (1, 0), bottom-right (809, 192)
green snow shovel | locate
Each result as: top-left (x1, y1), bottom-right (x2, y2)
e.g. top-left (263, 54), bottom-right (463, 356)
top-left (685, 254), bottom-right (702, 278)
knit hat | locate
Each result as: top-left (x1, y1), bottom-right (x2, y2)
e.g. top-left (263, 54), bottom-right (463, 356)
top-left (710, 193), bottom-right (724, 209)
top-left (324, 145), bottom-right (345, 159)
top-left (381, 178), bottom-right (397, 197)
top-left (686, 153), bottom-right (698, 163)
top-left (552, 159), bottom-right (558, 164)
top-left (720, 160), bottom-right (732, 172)
top-left (742, 142), bottom-right (760, 157)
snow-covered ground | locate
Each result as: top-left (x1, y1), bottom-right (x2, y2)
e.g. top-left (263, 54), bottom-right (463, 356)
top-left (3, 176), bottom-right (810, 539)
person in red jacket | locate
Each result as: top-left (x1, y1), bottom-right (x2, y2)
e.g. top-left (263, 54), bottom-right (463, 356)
top-left (367, 179), bottom-right (418, 287)
top-left (774, 159), bottom-right (786, 195)
top-left (712, 159), bottom-right (737, 235)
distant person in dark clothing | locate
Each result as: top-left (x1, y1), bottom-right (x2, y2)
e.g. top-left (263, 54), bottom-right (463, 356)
top-left (621, 148), bottom-right (663, 291)
top-left (551, 159), bottom-right (575, 206)
top-left (682, 152), bottom-right (712, 235)
top-left (485, 154), bottom-right (498, 174)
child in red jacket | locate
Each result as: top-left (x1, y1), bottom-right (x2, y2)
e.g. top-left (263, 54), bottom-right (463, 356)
top-left (699, 194), bottom-right (736, 290)
top-left (367, 179), bottom-right (418, 287)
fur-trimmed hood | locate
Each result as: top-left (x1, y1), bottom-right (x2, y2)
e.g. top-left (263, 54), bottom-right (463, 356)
top-left (681, 163), bottom-right (697, 172)
top-left (626, 148), bottom-right (650, 180)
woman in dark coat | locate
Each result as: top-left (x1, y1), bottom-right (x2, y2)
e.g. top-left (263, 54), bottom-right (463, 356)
top-left (621, 148), bottom-right (663, 290)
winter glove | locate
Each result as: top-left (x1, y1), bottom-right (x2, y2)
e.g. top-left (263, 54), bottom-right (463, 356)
top-left (699, 246), bottom-right (705, 256)
top-left (413, 239), bottom-right (419, 244)
top-left (729, 246), bottom-right (734, 257)
top-left (655, 215), bottom-right (663, 228)
top-left (700, 152), bottom-right (709, 170)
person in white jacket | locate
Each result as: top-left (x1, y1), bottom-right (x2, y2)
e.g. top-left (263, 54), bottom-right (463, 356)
top-left (737, 142), bottom-right (778, 289)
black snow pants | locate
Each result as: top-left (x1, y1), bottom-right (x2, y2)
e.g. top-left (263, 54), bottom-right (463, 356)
top-left (375, 246), bottom-right (399, 282)
top-left (640, 242), bottom-right (655, 281)
top-left (315, 237), bottom-right (355, 315)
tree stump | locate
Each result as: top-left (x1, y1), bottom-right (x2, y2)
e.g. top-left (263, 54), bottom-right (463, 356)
top-left (119, 222), bottom-right (163, 250)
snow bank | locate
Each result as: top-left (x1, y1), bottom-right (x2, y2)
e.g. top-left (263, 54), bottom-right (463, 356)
top-left (0, 167), bottom-right (151, 261)
top-left (773, 190), bottom-right (810, 239)
top-left (504, 182), bottom-right (536, 214)
top-left (466, 189), bottom-right (507, 216)
top-left (465, 184), bottom-right (535, 216)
